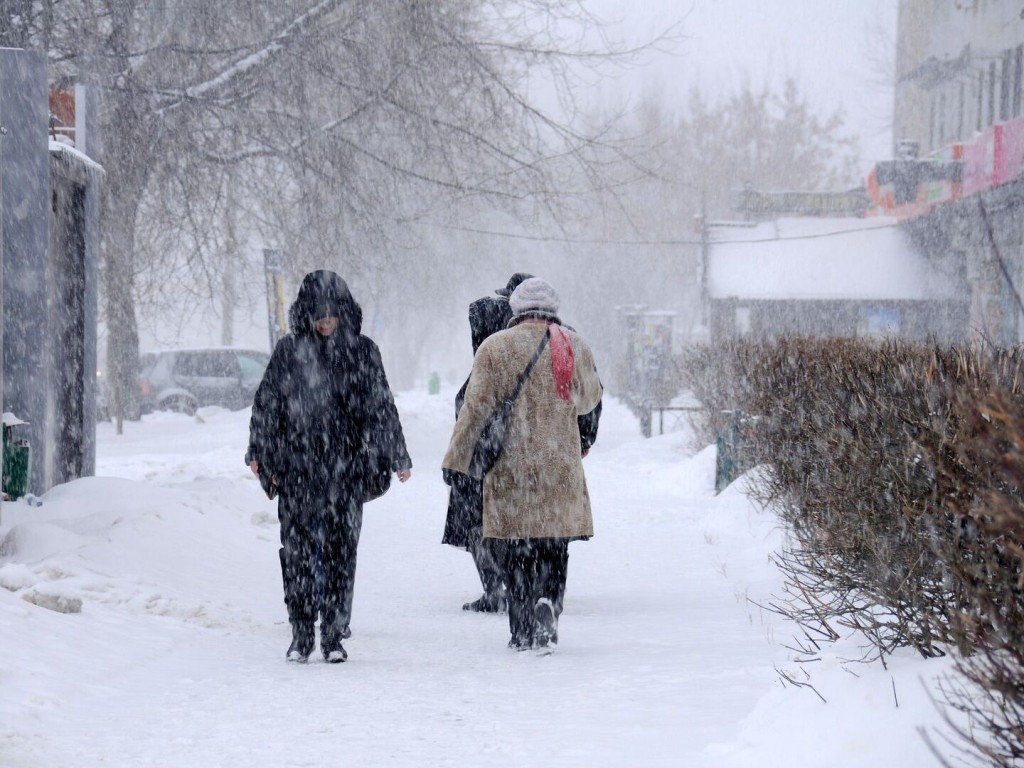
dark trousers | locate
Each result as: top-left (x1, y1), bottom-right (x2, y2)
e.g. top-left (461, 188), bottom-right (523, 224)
top-left (443, 474), bottom-right (505, 601)
top-left (467, 524), bottom-right (505, 598)
top-left (278, 485), bottom-right (363, 637)
top-left (497, 538), bottom-right (569, 645)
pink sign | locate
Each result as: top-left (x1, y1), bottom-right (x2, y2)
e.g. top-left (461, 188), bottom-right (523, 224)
top-left (994, 115), bottom-right (1024, 186)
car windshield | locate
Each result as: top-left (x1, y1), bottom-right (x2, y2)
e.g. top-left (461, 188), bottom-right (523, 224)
top-left (238, 353), bottom-right (269, 380)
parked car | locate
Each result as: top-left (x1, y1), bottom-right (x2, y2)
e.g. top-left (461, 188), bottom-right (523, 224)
top-left (138, 348), bottom-right (271, 416)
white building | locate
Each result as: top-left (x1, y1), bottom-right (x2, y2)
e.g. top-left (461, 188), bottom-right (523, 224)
top-left (706, 217), bottom-right (965, 342)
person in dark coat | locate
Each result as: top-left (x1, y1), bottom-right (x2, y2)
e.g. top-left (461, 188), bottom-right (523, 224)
top-left (246, 270), bottom-right (412, 663)
top-left (442, 273), bottom-right (602, 614)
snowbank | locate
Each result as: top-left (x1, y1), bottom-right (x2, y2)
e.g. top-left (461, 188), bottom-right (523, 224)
top-left (0, 393), bottom-right (962, 767)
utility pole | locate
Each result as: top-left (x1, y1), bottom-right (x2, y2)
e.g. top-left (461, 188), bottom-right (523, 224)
top-left (263, 249), bottom-right (287, 353)
top-left (0, 117), bottom-right (6, 523)
top-left (697, 192), bottom-right (710, 332)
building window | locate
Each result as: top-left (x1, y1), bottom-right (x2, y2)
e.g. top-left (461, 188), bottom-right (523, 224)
top-left (1015, 45), bottom-right (1023, 116)
top-left (858, 307), bottom-right (901, 338)
top-left (988, 60), bottom-right (997, 126)
top-left (930, 94), bottom-right (936, 150)
top-left (735, 306), bottom-right (751, 337)
top-left (939, 92), bottom-right (947, 145)
top-left (958, 81), bottom-right (966, 139)
top-left (977, 70), bottom-right (984, 131)
top-left (1001, 49), bottom-right (1012, 122)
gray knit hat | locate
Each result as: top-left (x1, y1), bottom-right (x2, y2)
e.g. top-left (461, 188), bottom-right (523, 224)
top-left (509, 277), bottom-right (560, 318)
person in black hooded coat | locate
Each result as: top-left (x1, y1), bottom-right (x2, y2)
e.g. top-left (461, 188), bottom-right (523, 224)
top-left (442, 273), bottom-right (601, 613)
top-left (246, 270), bottom-right (412, 663)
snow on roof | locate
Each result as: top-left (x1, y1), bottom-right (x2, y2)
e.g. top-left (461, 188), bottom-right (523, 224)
top-left (48, 139), bottom-right (104, 173)
top-left (49, 139), bottom-right (104, 186)
top-left (2, 411), bottom-right (28, 426)
top-left (708, 217), bottom-right (958, 301)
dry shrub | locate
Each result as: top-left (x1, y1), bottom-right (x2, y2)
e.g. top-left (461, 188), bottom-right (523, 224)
top-left (682, 336), bottom-right (1024, 766)
top-left (678, 341), bottom-right (754, 448)
top-left (679, 339), bottom-right (1024, 765)
top-left (739, 337), bottom-right (955, 658)
top-left (925, 386), bottom-right (1024, 767)
top-left (683, 338), bottom-right (1024, 659)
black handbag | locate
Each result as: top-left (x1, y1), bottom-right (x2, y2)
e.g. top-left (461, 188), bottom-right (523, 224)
top-left (361, 453), bottom-right (392, 503)
top-left (467, 332), bottom-right (550, 479)
top-left (258, 467), bottom-right (278, 500)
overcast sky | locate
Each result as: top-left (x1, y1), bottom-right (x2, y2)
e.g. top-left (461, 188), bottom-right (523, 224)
top-left (579, 0), bottom-right (898, 176)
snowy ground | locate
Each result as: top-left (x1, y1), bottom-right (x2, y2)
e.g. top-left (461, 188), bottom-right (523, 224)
top-left (0, 389), bottom-right (963, 767)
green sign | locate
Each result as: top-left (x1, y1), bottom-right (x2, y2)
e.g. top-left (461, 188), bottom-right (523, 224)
top-left (733, 188), bottom-right (870, 217)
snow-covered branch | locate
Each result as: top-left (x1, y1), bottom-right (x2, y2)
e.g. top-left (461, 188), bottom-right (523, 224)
top-left (158, 0), bottom-right (351, 113)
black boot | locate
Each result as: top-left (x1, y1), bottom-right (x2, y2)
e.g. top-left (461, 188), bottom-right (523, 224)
top-left (286, 621), bottom-right (315, 663)
top-left (321, 624), bottom-right (348, 663)
top-left (279, 539), bottom-right (316, 663)
top-left (534, 598), bottom-right (558, 655)
top-left (462, 591), bottom-right (507, 613)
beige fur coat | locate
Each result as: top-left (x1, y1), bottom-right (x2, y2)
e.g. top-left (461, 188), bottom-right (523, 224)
top-left (442, 321), bottom-right (603, 539)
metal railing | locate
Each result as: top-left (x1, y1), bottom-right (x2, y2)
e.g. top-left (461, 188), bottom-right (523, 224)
top-left (649, 405), bottom-right (700, 436)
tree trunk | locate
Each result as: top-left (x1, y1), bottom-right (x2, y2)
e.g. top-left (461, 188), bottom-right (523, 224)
top-left (100, 89), bottom-right (154, 431)
top-left (221, 174), bottom-right (238, 346)
top-left (103, 185), bottom-right (142, 432)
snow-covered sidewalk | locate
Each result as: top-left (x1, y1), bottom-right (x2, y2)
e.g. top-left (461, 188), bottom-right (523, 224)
top-left (0, 391), bottom-right (957, 767)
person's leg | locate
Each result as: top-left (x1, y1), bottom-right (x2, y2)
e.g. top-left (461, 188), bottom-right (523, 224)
top-left (480, 535), bottom-right (507, 604)
top-left (540, 539), bottom-right (569, 619)
top-left (499, 539), bottom-right (534, 650)
top-left (320, 492), bottom-right (362, 662)
top-left (453, 477), bottom-right (505, 612)
top-left (464, 524), bottom-right (507, 612)
top-left (534, 539), bottom-right (569, 651)
top-left (278, 492), bottom-right (316, 661)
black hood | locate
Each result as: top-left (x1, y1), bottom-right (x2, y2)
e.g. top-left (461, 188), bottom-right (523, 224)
top-left (288, 270), bottom-right (363, 337)
top-left (468, 295), bottom-right (513, 354)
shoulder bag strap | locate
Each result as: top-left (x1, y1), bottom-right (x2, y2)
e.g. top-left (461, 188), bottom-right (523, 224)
top-left (508, 331), bottom-right (550, 405)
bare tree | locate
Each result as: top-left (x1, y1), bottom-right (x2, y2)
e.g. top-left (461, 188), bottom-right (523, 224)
top-left (4, 0), bottom-right (638, 425)
top-left (548, 76), bottom-right (863, 366)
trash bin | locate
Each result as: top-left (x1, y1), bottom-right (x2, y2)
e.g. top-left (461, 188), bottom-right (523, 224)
top-left (3, 412), bottom-right (31, 501)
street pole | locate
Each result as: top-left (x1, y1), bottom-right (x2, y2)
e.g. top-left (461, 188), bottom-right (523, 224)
top-left (263, 249), bottom-right (286, 353)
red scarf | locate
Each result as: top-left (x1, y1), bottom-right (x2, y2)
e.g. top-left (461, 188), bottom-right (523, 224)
top-left (548, 324), bottom-right (574, 401)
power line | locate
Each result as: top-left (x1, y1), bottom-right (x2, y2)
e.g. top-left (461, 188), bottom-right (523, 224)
top-left (418, 219), bottom-right (902, 247)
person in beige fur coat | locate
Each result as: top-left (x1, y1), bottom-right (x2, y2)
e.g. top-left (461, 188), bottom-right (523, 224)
top-left (442, 277), bottom-right (603, 653)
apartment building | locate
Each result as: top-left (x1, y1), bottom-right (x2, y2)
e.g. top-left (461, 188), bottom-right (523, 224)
top-left (875, 1), bottom-right (1024, 346)
top-left (895, 0), bottom-right (1023, 157)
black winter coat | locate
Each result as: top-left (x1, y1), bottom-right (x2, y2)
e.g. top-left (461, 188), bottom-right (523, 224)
top-left (246, 271), bottom-right (411, 507)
